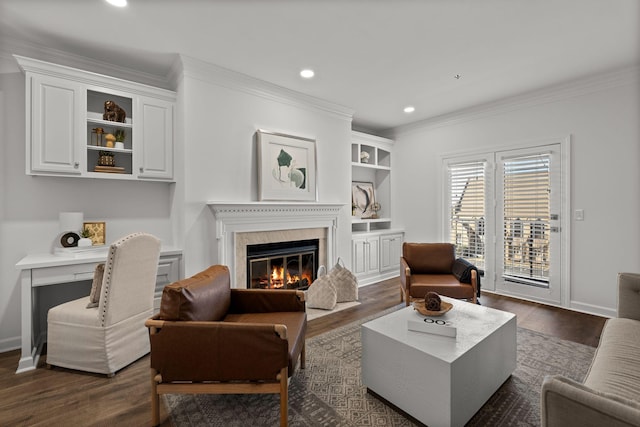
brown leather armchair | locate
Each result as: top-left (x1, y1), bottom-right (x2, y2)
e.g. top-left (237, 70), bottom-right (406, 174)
top-left (400, 242), bottom-right (478, 306)
top-left (145, 265), bottom-right (306, 427)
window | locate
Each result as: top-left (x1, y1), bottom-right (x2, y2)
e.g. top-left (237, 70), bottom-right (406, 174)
top-left (446, 161), bottom-right (486, 271)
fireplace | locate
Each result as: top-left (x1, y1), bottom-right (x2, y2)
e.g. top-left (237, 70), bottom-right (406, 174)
top-left (208, 202), bottom-right (343, 288)
top-left (247, 239), bottom-right (319, 289)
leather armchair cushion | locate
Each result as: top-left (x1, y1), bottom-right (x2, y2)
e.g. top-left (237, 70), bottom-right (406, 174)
top-left (158, 265), bottom-right (231, 321)
top-left (409, 274), bottom-right (475, 300)
top-left (403, 242), bottom-right (455, 274)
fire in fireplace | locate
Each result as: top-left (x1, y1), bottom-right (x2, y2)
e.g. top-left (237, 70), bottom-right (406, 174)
top-left (247, 239), bottom-right (319, 289)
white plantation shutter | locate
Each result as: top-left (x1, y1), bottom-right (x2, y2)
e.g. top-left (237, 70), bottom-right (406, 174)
top-left (502, 153), bottom-right (550, 284)
top-left (447, 161), bottom-right (486, 271)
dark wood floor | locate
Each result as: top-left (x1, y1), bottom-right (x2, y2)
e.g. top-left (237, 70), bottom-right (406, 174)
top-left (0, 278), bottom-right (606, 426)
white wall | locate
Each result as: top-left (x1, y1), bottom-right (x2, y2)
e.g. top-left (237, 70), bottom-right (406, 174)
top-left (174, 58), bottom-right (353, 277)
top-left (391, 72), bottom-right (640, 317)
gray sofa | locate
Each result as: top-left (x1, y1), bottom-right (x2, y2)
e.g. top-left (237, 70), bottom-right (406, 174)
top-left (541, 272), bottom-right (640, 427)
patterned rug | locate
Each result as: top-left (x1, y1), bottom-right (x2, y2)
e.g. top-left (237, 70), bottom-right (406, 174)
top-left (164, 308), bottom-right (595, 426)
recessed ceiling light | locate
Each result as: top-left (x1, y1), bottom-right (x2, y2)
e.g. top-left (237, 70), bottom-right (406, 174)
top-left (403, 106), bottom-right (415, 114)
top-left (106, 0), bottom-right (127, 7)
top-left (300, 69), bottom-right (315, 79)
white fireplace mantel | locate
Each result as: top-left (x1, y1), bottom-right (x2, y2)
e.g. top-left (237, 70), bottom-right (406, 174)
top-left (207, 202), bottom-right (345, 286)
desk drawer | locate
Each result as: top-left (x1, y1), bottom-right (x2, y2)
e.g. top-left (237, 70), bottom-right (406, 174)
top-left (32, 263), bottom-right (100, 287)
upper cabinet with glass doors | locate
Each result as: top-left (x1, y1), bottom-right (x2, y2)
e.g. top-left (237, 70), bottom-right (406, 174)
top-left (16, 55), bottom-right (175, 181)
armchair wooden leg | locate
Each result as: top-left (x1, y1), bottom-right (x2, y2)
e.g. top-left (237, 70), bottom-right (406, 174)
top-left (279, 367), bottom-right (288, 427)
top-left (151, 368), bottom-right (160, 426)
top-left (300, 341), bottom-right (306, 369)
top-left (400, 287), bottom-right (404, 302)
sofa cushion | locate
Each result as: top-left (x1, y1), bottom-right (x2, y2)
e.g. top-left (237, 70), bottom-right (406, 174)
top-left (158, 265), bottom-right (231, 321)
top-left (409, 274), bottom-right (475, 300)
top-left (584, 318), bottom-right (640, 402)
top-left (403, 243), bottom-right (455, 274)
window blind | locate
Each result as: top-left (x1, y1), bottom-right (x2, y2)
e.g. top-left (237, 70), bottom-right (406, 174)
top-left (447, 161), bottom-right (485, 271)
top-left (502, 154), bottom-right (550, 284)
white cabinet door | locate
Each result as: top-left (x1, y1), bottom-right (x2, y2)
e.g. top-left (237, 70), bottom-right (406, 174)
top-left (352, 237), bottom-right (368, 275)
top-left (380, 233), bottom-right (403, 272)
top-left (366, 236), bottom-right (380, 274)
top-left (136, 96), bottom-right (173, 180)
top-left (352, 236), bottom-right (380, 277)
top-left (29, 74), bottom-right (84, 174)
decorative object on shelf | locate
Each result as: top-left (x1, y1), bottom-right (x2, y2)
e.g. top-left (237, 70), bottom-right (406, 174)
top-left (360, 151), bottom-right (369, 163)
top-left (83, 222), bottom-right (106, 246)
top-left (60, 232), bottom-right (80, 247)
top-left (370, 202), bottom-right (381, 219)
top-left (92, 127), bottom-right (104, 146)
top-left (103, 100), bottom-right (126, 122)
top-left (352, 202), bottom-right (357, 216)
top-left (98, 150), bottom-right (115, 166)
top-left (351, 181), bottom-right (376, 218)
top-left (58, 212), bottom-right (84, 247)
top-left (114, 129), bottom-right (126, 149)
top-left (78, 228), bottom-right (93, 247)
top-left (257, 129), bottom-right (317, 201)
top-left (104, 133), bottom-right (115, 148)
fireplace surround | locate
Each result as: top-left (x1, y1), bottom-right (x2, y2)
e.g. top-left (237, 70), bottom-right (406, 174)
top-left (208, 202), bottom-right (343, 287)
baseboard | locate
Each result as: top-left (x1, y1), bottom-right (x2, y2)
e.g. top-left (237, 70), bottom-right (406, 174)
top-left (0, 336), bottom-right (20, 354)
top-left (358, 270), bottom-right (400, 287)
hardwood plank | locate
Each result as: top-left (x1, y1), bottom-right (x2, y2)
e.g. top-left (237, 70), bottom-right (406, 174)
top-left (0, 277), bottom-right (606, 426)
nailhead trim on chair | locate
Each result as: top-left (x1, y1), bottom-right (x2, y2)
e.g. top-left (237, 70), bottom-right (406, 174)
top-left (99, 232), bottom-right (147, 326)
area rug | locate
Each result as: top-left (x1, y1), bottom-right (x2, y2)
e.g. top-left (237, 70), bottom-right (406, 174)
top-left (163, 308), bottom-right (595, 426)
top-left (306, 301), bottom-right (361, 321)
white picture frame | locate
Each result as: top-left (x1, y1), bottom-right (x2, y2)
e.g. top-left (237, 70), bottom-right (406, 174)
top-left (257, 130), bottom-right (317, 201)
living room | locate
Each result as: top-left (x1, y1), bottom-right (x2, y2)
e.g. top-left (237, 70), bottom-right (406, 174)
top-left (0, 1), bottom-right (638, 425)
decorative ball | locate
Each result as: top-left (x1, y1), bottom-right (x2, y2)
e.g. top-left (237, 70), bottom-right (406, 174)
top-left (425, 291), bottom-right (441, 311)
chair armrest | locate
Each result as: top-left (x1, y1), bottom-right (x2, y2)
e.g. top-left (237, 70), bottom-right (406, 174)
top-left (147, 320), bottom-right (289, 382)
top-left (541, 375), bottom-right (640, 427)
top-left (618, 273), bottom-right (640, 320)
top-left (229, 289), bottom-right (305, 314)
top-left (400, 257), bottom-right (411, 291)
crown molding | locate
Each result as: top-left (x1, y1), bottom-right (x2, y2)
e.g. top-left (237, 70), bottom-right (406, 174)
top-left (392, 65), bottom-right (640, 136)
top-left (0, 34), bottom-right (174, 90)
top-left (178, 55), bottom-right (355, 122)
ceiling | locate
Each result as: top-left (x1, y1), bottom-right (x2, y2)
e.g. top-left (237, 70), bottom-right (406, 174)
top-left (1, 0), bottom-right (638, 132)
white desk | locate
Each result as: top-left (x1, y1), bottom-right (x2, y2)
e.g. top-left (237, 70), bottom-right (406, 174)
top-left (361, 298), bottom-right (516, 427)
top-left (15, 246), bottom-right (182, 373)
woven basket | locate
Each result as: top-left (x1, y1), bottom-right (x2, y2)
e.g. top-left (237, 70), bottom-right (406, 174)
top-left (328, 257), bottom-right (358, 302)
top-left (306, 265), bottom-right (337, 310)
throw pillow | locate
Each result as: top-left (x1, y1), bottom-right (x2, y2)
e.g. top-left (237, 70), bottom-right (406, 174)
top-left (306, 265), bottom-right (337, 310)
top-left (86, 263), bottom-right (105, 308)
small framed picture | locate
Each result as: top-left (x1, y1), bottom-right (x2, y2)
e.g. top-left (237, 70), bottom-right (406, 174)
top-left (257, 130), bottom-right (317, 201)
top-left (352, 181), bottom-right (376, 218)
top-left (83, 222), bottom-right (106, 246)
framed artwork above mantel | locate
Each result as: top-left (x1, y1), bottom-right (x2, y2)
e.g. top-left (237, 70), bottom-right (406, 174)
top-left (257, 130), bottom-right (317, 202)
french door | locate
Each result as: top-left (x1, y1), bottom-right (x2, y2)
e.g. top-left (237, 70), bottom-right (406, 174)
top-left (445, 142), bottom-right (566, 305)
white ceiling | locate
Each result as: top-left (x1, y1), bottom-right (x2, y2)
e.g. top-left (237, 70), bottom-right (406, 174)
top-left (1, 0), bottom-right (638, 132)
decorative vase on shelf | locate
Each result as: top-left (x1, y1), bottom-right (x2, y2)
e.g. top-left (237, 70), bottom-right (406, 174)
top-left (360, 151), bottom-right (370, 163)
top-left (78, 238), bottom-right (93, 247)
top-left (79, 229), bottom-right (93, 247)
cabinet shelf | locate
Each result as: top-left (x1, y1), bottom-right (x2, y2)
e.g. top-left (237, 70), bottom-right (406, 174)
top-left (86, 145), bottom-right (133, 154)
top-left (351, 161), bottom-right (391, 171)
top-left (87, 116), bottom-right (133, 128)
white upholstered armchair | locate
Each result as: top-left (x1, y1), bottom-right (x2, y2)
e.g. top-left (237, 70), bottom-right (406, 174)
top-left (47, 232), bottom-right (161, 376)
